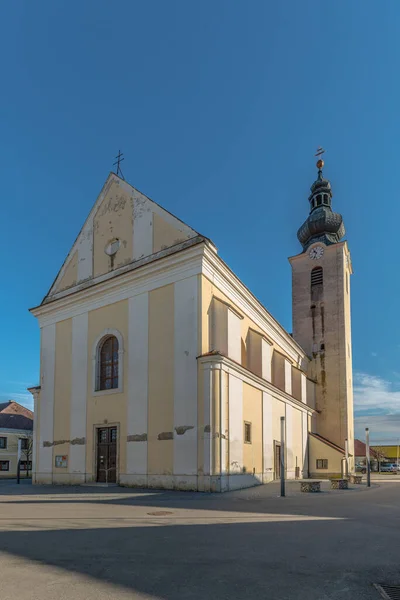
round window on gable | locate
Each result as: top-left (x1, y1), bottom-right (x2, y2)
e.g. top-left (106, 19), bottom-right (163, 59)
top-left (105, 239), bottom-right (121, 256)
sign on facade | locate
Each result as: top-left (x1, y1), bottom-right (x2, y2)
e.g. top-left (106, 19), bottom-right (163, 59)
top-left (55, 455), bottom-right (68, 468)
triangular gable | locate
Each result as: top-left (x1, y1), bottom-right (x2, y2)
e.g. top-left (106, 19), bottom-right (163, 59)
top-left (45, 173), bottom-right (200, 302)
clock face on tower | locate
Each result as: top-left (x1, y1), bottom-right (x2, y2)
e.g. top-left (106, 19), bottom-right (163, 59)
top-left (309, 245), bottom-right (324, 260)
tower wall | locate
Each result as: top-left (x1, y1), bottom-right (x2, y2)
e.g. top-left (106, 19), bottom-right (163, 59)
top-left (290, 241), bottom-right (354, 468)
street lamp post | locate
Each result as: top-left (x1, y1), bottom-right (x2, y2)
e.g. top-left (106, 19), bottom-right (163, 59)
top-left (280, 416), bottom-right (285, 498)
top-left (366, 428), bottom-right (371, 488)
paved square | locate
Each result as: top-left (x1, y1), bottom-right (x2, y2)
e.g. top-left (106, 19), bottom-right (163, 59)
top-left (0, 479), bottom-right (399, 599)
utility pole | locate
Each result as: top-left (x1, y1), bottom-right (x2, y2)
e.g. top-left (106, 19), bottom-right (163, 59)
top-left (280, 416), bottom-right (285, 497)
top-left (366, 428), bottom-right (371, 487)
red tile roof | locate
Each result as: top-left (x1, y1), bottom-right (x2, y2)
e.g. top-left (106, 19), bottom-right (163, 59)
top-left (354, 439), bottom-right (378, 458)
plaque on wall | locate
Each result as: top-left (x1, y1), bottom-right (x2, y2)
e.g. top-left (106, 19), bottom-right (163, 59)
top-left (55, 455), bottom-right (68, 468)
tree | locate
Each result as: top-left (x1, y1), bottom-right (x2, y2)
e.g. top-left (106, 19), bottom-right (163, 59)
top-left (20, 433), bottom-right (33, 478)
top-left (372, 446), bottom-right (387, 472)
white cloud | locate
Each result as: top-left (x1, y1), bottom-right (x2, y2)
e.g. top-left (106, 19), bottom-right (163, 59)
top-left (355, 414), bottom-right (400, 444)
top-left (0, 380), bottom-right (35, 410)
top-left (354, 372), bottom-right (400, 414)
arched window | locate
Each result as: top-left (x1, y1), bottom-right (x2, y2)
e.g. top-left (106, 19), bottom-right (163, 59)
top-left (317, 195), bottom-right (322, 206)
top-left (98, 335), bottom-right (119, 390)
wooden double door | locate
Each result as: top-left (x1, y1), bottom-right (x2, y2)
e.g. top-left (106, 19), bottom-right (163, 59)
top-left (96, 427), bottom-right (117, 483)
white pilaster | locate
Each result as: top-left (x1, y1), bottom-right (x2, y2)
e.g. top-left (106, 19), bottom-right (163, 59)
top-left (69, 313), bottom-right (89, 477)
top-left (286, 404), bottom-right (293, 476)
top-left (173, 277), bottom-right (198, 477)
top-left (38, 324), bottom-right (56, 476)
top-left (127, 293), bottom-right (149, 476)
top-left (77, 217), bottom-right (93, 282)
top-left (284, 359), bottom-right (292, 396)
top-left (262, 392), bottom-right (273, 481)
top-left (28, 388), bottom-right (40, 481)
top-left (133, 193), bottom-right (153, 260)
top-left (220, 370), bottom-right (228, 475)
top-left (228, 374), bottom-right (243, 473)
top-left (227, 309), bottom-right (241, 363)
top-left (261, 339), bottom-right (272, 382)
top-left (203, 365), bottom-right (213, 476)
top-left (302, 411), bottom-right (309, 477)
top-left (300, 373), bottom-right (307, 404)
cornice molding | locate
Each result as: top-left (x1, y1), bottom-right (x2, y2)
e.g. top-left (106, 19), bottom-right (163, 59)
top-left (32, 243), bottom-right (206, 327)
top-left (40, 235), bottom-right (207, 307)
top-left (197, 353), bottom-right (314, 415)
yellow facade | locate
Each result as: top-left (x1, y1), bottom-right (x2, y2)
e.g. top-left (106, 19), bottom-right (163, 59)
top-left (371, 446), bottom-right (400, 461)
top-left (242, 382), bottom-right (262, 475)
top-left (86, 300), bottom-right (129, 479)
top-left (308, 434), bottom-right (344, 479)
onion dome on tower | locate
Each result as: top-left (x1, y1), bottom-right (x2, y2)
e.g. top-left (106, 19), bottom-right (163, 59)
top-left (297, 155), bottom-right (345, 251)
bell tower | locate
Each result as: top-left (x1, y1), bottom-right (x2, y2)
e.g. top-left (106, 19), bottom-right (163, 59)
top-left (289, 153), bottom-right (354, 469)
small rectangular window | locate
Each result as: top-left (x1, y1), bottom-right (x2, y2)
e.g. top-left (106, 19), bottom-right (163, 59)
top-left (0, 437), bottom-right (7, 449)
top-left (0, 460), bottom-right (9, 471)
top-left (20, 461), bottom-right (32, 471)
top-left (244, 422), bottom-right (252, 444)
top-left (316, 459), bottom-right (328, 469)
top-left (20, 438), bottom-right (28, 450)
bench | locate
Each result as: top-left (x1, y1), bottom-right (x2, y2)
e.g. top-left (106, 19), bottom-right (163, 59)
top-left (348, 474), bottom-right (362, 484)
top-left (301, 481), bottom-right (321, 493)
top-left (330, 478), bottom-right (348, 490)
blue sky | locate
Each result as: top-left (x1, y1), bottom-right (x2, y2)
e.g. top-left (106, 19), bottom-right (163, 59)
top-left (1, 1), bottom-right (399, 444)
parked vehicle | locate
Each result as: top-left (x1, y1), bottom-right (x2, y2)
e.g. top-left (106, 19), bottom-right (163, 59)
top-left (380, 463), bottom-right (396, 472)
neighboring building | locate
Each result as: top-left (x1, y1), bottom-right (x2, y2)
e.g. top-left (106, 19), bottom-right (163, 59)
top-left (0, 401), bottom-right (33, 478)
top-left (29, 159), bottom-right (354, 490)
top-left (371, 445), bottom-right (399, 465)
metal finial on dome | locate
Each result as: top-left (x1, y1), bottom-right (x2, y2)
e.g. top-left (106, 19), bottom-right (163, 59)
top-left (297, 148), bottom-right (345, 250)
top-left (315, 147), bottom-right (325, 178)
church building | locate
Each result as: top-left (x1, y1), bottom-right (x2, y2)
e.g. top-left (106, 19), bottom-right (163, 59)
top-left (29, 158), bottom-right (354, 490)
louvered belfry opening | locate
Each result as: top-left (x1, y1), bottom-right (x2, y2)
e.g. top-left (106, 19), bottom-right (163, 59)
top-left (311, 267), bottom-right (323, 286)
top-left (311, 266), bottom-right (323, 301)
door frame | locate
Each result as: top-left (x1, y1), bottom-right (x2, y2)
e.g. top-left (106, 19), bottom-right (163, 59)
top-left (93, 422), bottom-right (120, 484)
top-left (273, 440), bottom-right (281, 480)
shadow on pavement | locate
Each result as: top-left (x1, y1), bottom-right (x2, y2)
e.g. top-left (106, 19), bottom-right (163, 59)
top-left (0, 517), bottom-right (392, 599)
